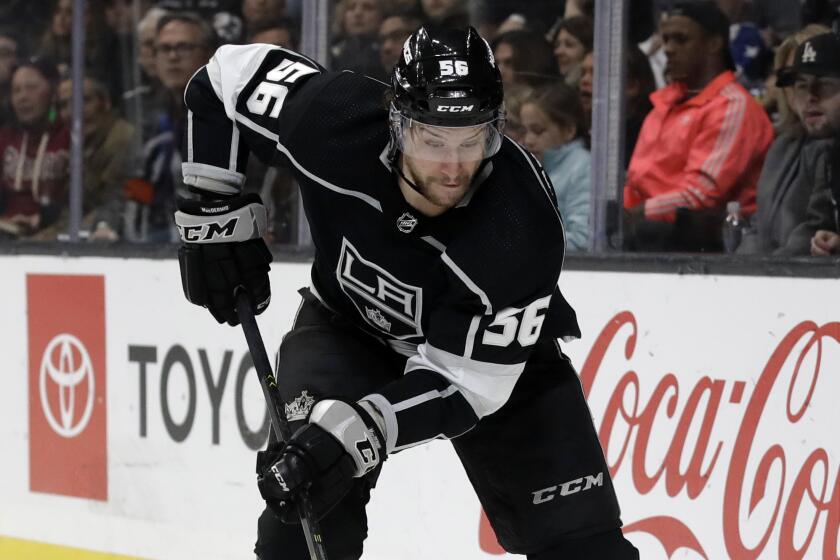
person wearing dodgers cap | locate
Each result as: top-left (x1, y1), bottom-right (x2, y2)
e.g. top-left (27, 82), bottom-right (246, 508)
top-left (776, 32), bottom-right (840, 138)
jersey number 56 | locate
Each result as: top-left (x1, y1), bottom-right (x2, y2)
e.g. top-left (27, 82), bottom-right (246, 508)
top-left (246, 58), bottom-right (318, 118)
top-left (481, 295), bottom-right (551, 348)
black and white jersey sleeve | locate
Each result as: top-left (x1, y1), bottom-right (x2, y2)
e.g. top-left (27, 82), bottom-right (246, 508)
top-left (363, 147), bottom-right (568, 453)
top-left (181, 43), bottom-right (326, 196)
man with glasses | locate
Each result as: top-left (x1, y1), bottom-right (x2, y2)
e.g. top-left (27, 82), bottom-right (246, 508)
top-left (173, 25), bottom-right (639, 560)
top-left (122, 11), bottom-right (216, 242)
top-left (775, 32), bottom-right (840, 255)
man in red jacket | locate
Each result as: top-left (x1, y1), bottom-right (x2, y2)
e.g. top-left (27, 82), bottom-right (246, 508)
top-left (623, 0), bottom-right (774, 250)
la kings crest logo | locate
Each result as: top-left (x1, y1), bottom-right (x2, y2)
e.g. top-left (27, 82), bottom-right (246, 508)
top-left (337, 238), bottom-right (423, 340)
top-left (284, 390), bottom-right (316, 422)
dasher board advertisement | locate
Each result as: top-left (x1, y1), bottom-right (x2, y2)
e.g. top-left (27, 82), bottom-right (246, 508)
top-left (0, 256), bottom-right (836, 560)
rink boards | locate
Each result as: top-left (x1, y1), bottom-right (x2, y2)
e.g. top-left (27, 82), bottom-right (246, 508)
top-left (0, 254), bottom-right (837, 560)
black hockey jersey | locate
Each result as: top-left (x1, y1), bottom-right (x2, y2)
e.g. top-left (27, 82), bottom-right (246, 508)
top-left (182, 44), bottom-right (581, 453)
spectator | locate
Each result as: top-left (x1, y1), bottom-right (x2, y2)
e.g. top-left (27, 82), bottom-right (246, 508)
top-left (0, 58), bottom-right (69, 239)
top-left (501, 82), bottom-right (533, 143)
top-left (155, 12), bottom-right (215, 97)
top-left (765, 24), bottom-right (831, 132)
top-left (123, 7), bottom-right (166, 152)
top-left (768, 33), bottom-right (840, 256)
top-left (248, 17), bottom-right (299, 49)
top-left (38, 0), bottom-right (115, 88)
top-left (623, 0), bottom-right (774, 252)
top-left (155, 0), bottom-right (244, 43)
top-left (550, 16), bottom-right (593, 87)
top-left (377, 11), bottom-right (422, 78)
top-left (0, 29), bottom-right (20, 128)
top-left (521, 83), bottom-right (591, 251)
top-left (420, 0), bottom-right (469, 30)
top-left (242, 0), bottom-right (287, 39)
top-left (330, 0), bottom-right (385, 76)
top-left (737, 27), bottom-right (834, 254)
top-left (492, 30), bottom-right (559, 87)
top-left (54, 77), bottom-right (134, 240)
top-left (580, 45), bottom-right (655, 168)
top-left (126, 11), bottom-right (215, 242)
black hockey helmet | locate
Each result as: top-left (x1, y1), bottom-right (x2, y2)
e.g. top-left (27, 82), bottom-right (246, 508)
top-left (389, 26), bottom-right (505, 161)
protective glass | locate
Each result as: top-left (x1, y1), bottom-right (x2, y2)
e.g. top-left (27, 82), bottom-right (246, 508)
top-left (390, 105), bottom-right (504, 163)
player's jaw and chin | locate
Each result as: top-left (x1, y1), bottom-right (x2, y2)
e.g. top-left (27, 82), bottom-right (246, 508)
top-left (399, 154), bottom-right (480, 216)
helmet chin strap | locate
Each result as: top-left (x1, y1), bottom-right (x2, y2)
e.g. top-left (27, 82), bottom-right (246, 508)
top-left (392, 155), bottom-right (425, 195)
top-left (391, 153), bottom-right (490, 201)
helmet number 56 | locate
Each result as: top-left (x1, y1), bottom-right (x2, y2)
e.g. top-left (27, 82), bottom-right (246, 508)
top-left (439, 60), bottom-right (469, 76)
top-left (481, 295), bottom-right (551, 348)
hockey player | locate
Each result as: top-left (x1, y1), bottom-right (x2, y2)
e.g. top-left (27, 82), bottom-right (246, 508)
top-left (175, 26), bottom-right (639, 559)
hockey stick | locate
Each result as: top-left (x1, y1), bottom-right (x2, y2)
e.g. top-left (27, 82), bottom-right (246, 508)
top-left (235, 289), bottom-right (329, 560)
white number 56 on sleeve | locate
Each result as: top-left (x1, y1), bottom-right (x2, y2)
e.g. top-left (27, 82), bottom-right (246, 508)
top-left (481, 295), bottom-right (551, 348)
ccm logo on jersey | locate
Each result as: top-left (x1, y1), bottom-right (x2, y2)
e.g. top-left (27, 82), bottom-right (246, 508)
top-left (179, 217), bottom-right (238, 241)
top-left (531, 472), bottom-right (604, 505)
top-left (436, 105), bottom-right (474, 113)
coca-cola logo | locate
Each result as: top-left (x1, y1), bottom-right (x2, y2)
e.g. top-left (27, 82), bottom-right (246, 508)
top-left (480, 313), bottom-right (839, 559)
top-left (580, 312), bottom-right (839, 560)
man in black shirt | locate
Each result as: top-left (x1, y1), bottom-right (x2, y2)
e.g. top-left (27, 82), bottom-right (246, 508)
top-left (174, 25), bottom-right (638, 559)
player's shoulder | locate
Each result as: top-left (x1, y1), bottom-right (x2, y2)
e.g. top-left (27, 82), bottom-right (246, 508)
top-left (478, 136), bottom-right (565, 238)
top-left (444, 139), bottom-right (566, 298)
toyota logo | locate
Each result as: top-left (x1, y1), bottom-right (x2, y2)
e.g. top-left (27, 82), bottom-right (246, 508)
top-left (39, 333), bottom-right (95, 438)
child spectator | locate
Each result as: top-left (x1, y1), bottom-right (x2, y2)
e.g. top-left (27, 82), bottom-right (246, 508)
top-left (501, 82), bottom-right (533, 144)
top-left (521, 83), bottom-right (591, 251)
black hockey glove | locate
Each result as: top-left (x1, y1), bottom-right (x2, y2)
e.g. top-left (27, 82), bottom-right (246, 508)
top-left (174, 193), bottom-right (272, 326)
top-left (256, 400), bottom-right (386, 524)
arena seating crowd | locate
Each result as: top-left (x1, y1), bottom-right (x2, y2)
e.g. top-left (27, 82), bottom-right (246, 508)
top-left (0, 0), bottom-right (838, 255)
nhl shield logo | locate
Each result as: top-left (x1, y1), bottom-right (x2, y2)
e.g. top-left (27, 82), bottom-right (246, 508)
top-left (397, 212), bottom-right (418, 233)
